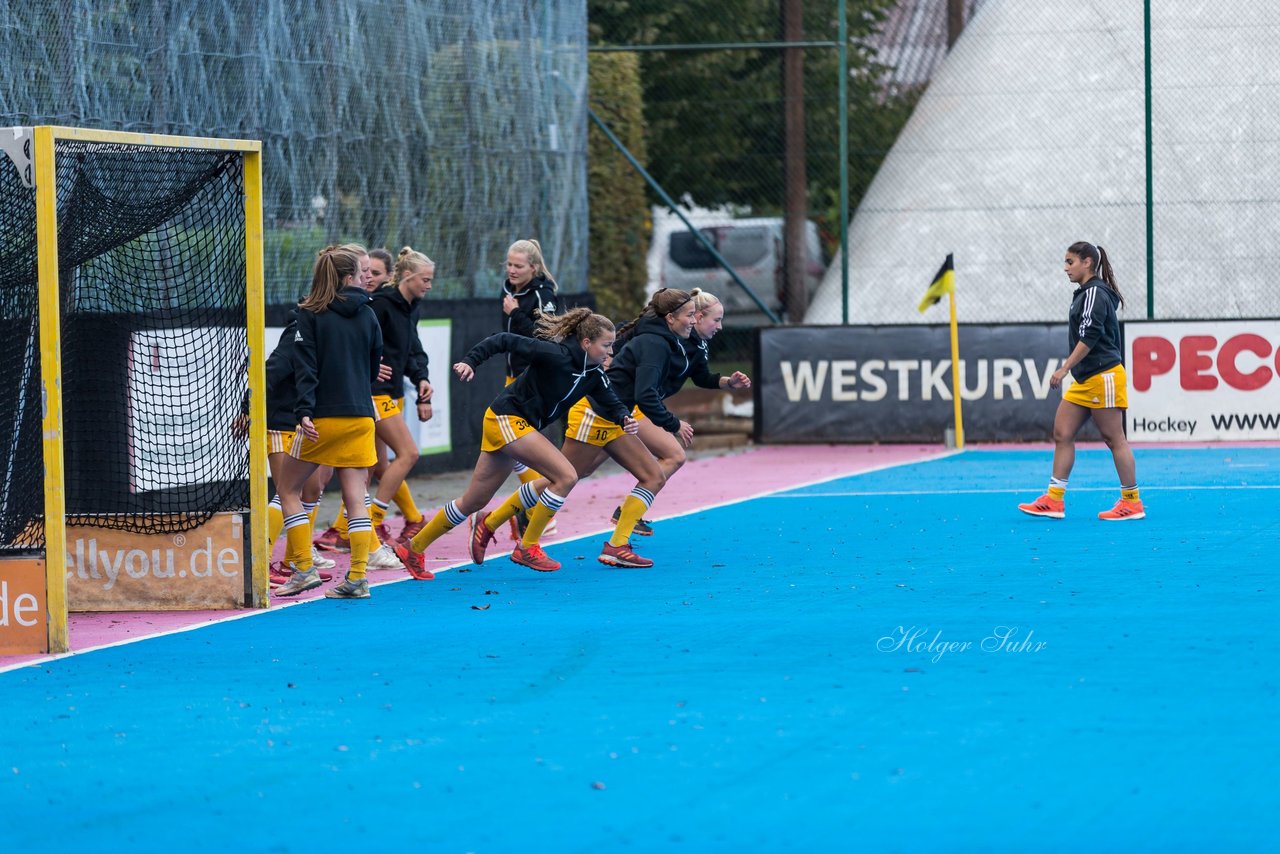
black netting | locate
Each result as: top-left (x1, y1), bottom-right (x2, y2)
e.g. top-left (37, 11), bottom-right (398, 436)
top-left (0, 141), bottom-right (43, 550)
top-left (55, 141), bottom-right (249, 536)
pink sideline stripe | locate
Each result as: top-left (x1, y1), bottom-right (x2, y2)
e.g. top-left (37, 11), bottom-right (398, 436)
top-left (1, 444), bottom-right (943, 670)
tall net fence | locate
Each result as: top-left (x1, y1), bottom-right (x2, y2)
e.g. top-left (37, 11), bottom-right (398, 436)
top-left (0, 136), bottom-right (251, 551)
top-left (804, 0), bottom-right (1280, 325)
top-left (0, 0), bottom-right (588, 303)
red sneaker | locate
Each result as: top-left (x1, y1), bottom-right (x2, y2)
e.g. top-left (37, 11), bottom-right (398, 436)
top-left (470, 511), bottom-right (496, 565)
top-left (374, 522), bottom-right (393, 546)
top-left (598, 541), bottom-right (654, 568)
top-left (269, 560), bottom-right (289, 586)
top-left (1017, 494), bottom-right (1065, 519)
top-left (269, 560), bottom-right (332, 585)
top-left (396, 517), bottom-right (426, 548)
top-left (393, 542), bottom-right (435, 580)
top-left (1098, 498), bottom-right (1145, 521)
top-left (510, 543), bottom-right (560, 572)
top-left (314, 526), bottom-right (350, 552)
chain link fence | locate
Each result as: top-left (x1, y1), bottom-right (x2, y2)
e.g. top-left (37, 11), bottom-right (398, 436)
top-left (805, 0), bottom-right (1280, 324)
top-left (593, 0), bottom-right (1277, 328)
top-left (1, 0), bottom-right (588, 304)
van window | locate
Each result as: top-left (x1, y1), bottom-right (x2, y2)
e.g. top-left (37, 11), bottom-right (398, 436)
top-left (668, 225), bottom-right (773, 271)
top-left (668, 230), bottom-right (717, 270)
top-left (718, 226), bottom-right (770, 267)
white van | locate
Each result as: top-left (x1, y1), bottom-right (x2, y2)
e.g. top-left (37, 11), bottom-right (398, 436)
top-left (651, 215), bottom-right (826, 323)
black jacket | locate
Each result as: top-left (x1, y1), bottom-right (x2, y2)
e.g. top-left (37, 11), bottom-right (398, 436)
top-left (294, 286), bottom-right (383, 421)
top-left (502, 274), bottom-right (557, 378)
top-left (262, 310), bottom-right (303, 431)
top-left (594, 314), bottom-right (692, 433)
top-left (461, 332), bottom-right (629, 429)
top-left (1068, 278), bottom-right (1123, 381)
top-left (368, 285), bottom-right (430, 398)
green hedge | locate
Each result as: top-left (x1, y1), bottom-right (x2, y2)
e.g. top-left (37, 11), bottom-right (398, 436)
top-left (587, 51), bottom-right (650, 323)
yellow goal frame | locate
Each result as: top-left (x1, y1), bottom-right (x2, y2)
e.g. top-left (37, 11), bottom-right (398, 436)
top-left (32, 126), bottom-right (267, 653)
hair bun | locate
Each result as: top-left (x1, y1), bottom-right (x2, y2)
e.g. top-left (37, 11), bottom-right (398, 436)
top-left (398, 246), bottom-right (414, 257)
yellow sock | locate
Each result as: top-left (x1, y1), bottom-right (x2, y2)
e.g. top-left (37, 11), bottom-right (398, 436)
top-left (1048, 486), bottom-right (1066, 501)
top-left (307, 503), bottom-right (320, 528)
top-left (268, 503), bottom-right (284, 547)
top-left (521, 503), bottom-right (557, 547)
top-left (485, 488), bottom-right (529, 531)
top-left (1121, 487), bottom-right (1140, 502)
top-left (393, 481), bottom-right (423, 524)
top-left (609, 494), bottom-right (651, 547)
top-left (517, 467), bottom-right (541, 485)
top-left (347, 524), bottom-right (371, 581)
top-left (284, 518), bottom-right (313, 571)
top-left (333, 506), bottom-right (350, 537)
top-left (370, 502), bottom-right (387, 527)
top-left (409, 508), bottom-right (455, 553)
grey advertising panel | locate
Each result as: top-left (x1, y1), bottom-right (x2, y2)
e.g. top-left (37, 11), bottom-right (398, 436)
top-left (756, 324), bottom-right (1102, 443)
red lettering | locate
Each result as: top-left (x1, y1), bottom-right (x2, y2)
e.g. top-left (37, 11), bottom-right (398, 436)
top-left (1179, 336), bottom-right (1218, 390)
top-left (1217, 334), bottom-right (1273, 391)
top-left (1131, 336), bottom-right (1176, 391)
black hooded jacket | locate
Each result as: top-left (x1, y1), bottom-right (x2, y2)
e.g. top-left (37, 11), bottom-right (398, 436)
top-left (461, 332), bottom-right (629, 429)
top-left (262, 310), bottom-right (303, 431)
top-left (368, 285), bottom-right (430, 398)
top-left (502, 273), bottom-right (557, 378)
top-left (293, 286), bottom-right (383, 421)
top-left (1067, 277), bottom-right (1124, 381)
top-left (593, 314), bottom-right (695, 433)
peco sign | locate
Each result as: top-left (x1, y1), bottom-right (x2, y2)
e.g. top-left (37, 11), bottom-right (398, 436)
top-left (1126, 320), bottom-right (1280, 441)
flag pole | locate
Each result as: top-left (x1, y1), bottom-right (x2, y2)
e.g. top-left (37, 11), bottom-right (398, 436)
top-left (948, 288), bottom-right (964, 449)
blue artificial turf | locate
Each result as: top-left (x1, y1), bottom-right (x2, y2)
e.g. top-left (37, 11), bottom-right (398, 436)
top-left (2, 447), bottom-right (1275, 851)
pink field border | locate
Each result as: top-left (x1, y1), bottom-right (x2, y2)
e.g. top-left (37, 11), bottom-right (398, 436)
top-left (1, 444), bottom-right (948, 673)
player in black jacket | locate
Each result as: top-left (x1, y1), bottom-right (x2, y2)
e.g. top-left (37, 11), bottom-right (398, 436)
top-left (500, 238), bottom-right (561, 534)
top-left (366, 247), bottom-right (434, 547)
top-left (607, 288), bottom-right (752, 535)
top-left (396, 308), bottom-right (635, 575)
top-left (274, 246), bottom-right (386, 599)
top-left (1019, 242), bottom-right (1143, 522)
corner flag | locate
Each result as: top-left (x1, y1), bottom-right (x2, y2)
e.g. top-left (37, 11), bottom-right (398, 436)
top-left (917, 253), bottom-right (955, 313)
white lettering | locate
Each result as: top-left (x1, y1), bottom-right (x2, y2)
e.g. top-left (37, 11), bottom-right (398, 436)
top-left (992, 358), bottom-right (1023, 400)
top-left (0, 582), bottom-right (40, 627)
top-left (959, 359), bottom-right (989, 401)
top-left (216, 548), bottom-right (241, 578)
top-left (124, 549), bottom-right (149, 580)
top-left (1025, 358), bottom-right (1057, 399)
top-left (780, 360), bottom-right (827, 401)
top-left (831, 360), bottom-right (858, 402)
top-left (191, 538), bottom-right (213, 578)
top-left (886, 359), bottom-right (918, 401)
top-left (921, 360), bottom-right (952, 401)
top-left (859, 360), bottom-right (887, 402)
top-left (100, 544), bottom-right (126, 589)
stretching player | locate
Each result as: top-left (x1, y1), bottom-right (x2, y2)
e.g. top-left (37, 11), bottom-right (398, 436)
top-left (395, 308), bottom-right (635, 576)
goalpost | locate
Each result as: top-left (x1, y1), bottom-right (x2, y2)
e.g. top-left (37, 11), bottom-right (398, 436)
top-left (0, 126), bottom-right (267, 655)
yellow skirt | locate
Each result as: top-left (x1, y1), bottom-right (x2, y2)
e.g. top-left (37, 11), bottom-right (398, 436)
top-left (267, 429), bottom-right (294, 456)
top-left (1064, 364), bottom-right (1128, 409)
top-left (373, 394), bottom-right (405, 420)
top-left (290, 416), bottom-right (377, 467)
top-left (480, 407), bottom-right (538, 453)
top-left (565, 399), bottom-right (645, 447)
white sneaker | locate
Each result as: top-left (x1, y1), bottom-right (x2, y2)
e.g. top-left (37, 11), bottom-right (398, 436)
top-left (311, 546), bottom-right (336, 570)
top-left (366, 543), bottom-right (403, 570)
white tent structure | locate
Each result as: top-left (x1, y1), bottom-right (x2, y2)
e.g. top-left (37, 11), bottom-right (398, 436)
top-left (807, 0), bottom-right (1280, 325)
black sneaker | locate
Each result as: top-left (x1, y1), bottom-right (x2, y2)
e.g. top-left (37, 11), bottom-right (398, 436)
top-left (610, 506), bottom-right (654, 537)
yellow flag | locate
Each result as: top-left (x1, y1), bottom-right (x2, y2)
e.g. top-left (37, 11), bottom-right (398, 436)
top-left (917, 253), bottom-right (955, 313)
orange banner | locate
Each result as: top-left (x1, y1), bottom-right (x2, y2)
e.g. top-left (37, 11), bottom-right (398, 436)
top-left (0, 558), bottom-right (48, 654)
top-left (66, 512), bottom-right (246, 611)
